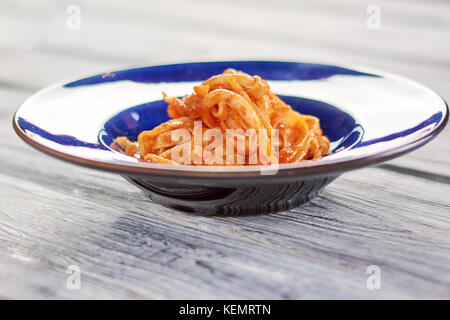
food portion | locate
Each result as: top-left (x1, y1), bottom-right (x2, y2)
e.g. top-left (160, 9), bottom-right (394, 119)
top-left (113, 69), bottom-right (329, 165)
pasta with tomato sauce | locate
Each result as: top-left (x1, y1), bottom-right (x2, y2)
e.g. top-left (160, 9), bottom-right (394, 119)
top-left (113, 69), bottom-right (329, 165)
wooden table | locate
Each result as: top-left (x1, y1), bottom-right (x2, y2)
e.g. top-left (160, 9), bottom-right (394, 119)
top-left (1, 0), bottom-right (449, 299)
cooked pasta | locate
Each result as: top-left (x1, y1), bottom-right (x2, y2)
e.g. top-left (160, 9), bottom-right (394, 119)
top-left (113, 69), bottom-right (329, 165)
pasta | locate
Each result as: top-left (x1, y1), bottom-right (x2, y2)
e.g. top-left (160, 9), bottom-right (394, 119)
top-left (113, 69), bottom-right (329, 165)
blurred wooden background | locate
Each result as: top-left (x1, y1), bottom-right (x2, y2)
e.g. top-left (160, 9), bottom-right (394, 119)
top-left (0, 0), bottom-right (449, 299)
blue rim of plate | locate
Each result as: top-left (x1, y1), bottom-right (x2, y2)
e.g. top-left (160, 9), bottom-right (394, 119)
top-left (12, 60), bottom-right (449, 181)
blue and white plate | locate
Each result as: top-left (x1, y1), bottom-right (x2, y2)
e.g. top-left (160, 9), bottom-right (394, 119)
top-left (13, 61), bottom-right (448, 215)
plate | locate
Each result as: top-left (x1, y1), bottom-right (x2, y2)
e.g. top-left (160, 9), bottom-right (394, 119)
top-left (13, 61), bottom-right (448, 215)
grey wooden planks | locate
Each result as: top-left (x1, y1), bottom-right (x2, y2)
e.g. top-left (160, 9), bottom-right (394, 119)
top-left (0, 0), bottom-right (449, 299)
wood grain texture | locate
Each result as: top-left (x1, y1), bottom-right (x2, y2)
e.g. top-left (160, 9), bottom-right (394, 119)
top-left (0, 0), bottom-right (449, 299)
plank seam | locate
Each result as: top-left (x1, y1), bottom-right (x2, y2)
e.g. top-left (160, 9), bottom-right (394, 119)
top-left (378, 163), bottom-right (450, 184)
